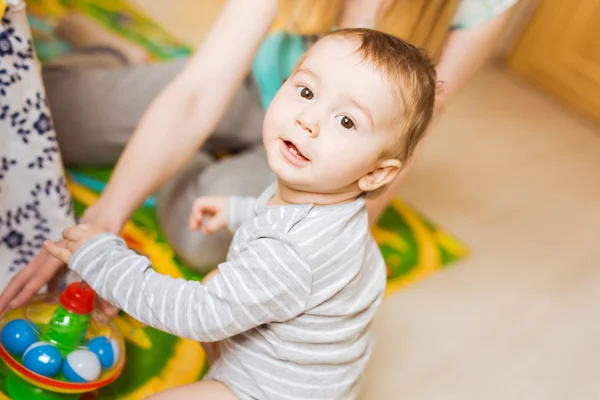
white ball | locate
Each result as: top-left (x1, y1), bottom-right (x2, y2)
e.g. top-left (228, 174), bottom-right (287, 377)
top-left (62, 349), bottom-right (101, 383)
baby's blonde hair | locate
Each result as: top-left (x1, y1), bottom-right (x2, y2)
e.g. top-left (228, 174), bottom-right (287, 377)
top-left (322, 28), bottom-right (437, 165)
top-left (278, 0), bottom-right (459, 60)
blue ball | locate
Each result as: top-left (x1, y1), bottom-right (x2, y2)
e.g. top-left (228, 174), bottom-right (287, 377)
top-left (62, 350), bottom-right (101, 383)
top-left (87, 336), bottom-right (120, 369)
top-left (1, 319), bottom-right (39, 357)
top-left (22, 342), bottom-right (62, 377)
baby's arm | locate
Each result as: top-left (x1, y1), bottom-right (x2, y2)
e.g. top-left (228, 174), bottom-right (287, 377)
top-left (227, 196), bottom-right (258, 232)
top-left (67, 232), bottom-right (311, 342)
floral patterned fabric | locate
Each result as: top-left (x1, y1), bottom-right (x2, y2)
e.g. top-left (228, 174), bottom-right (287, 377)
top-left (0, 3), bottom-right (75, 290)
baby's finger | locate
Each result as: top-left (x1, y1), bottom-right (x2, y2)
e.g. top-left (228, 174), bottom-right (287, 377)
top-left (192, 201), bottom-right (206, 220)
top-left (189, 210), bottom-right (203, 231)
top-left (62, 225), bottom-right (85, 241)
top-left (64, 240), bottom-right (80, 254)
top-left (194, 198), bottom-right (219, 216)
top-left (43, 240), bottom-right (74, 264)
top-left (202, 216), bottom-right (225, 235)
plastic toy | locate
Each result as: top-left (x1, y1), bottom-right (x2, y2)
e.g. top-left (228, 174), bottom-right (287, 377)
top-left (87, 336), bottom-right (120, 369)
top-left (1, 318), bottom-right (39, 356)
top-left (45, 282), bottom-right (95, 357)
top-left (22, 342), bottom-right (62, 377)
top-left (0, 281), bottom-right (126, 399)
top-left (62, 350), bottom-right (101, 383)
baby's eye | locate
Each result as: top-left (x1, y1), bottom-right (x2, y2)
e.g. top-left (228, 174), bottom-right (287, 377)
top-left (335, 115), bottom-right (355, 129)
top-left (297, 86), bottom-right (314, 100)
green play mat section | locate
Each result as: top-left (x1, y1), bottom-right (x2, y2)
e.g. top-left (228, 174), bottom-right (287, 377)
top-left (0, 1), bottom-right (469, 398)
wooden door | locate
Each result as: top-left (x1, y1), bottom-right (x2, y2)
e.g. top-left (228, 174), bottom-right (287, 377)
top-left (509, 0), bottom-right (600, 124)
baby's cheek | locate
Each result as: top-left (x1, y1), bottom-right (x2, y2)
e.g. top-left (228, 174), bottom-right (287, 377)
top-left (263, 102), bottom-right (281, 129)
top-left (331, 148), bottom-right (377, 181)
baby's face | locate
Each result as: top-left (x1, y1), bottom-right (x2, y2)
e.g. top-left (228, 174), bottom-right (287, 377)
top-left (263, 37), bottom-right (400, 196)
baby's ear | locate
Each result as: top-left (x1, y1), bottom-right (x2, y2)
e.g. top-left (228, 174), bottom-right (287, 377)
top-left (358, 158), bottom-right (401, 193)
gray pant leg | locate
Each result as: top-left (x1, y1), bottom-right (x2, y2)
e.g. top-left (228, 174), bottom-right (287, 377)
top-left (157, 144), bottom-right (274, 273)
top-left (43, 53), bottom-right (264, 165)
top-left (43, 55), bottom-right (188, 165)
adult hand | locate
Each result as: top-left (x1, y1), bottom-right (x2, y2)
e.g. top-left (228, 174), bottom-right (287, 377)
top-left (0, 204), bottom-right (123, 317)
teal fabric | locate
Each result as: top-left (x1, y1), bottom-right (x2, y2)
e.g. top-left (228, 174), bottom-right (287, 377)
top-left (452, 0), bottom-right (518, 29)
top-left (251, 31), bottom-right (306, 111)
top-left (251, 0), bottom-right (519, 110)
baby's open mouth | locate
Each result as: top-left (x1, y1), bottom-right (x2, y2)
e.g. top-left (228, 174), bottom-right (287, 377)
top-left (284, 140), bottom-right (309, 162)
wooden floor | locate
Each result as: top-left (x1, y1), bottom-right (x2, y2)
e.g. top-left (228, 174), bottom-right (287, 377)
top-left (133, 2), bottom-right (600, 397)
top-left (361, 66), bottom-right (600, 399)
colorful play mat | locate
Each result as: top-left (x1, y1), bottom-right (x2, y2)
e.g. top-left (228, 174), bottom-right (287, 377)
top-left (0, 1), bottom-right (468, 398)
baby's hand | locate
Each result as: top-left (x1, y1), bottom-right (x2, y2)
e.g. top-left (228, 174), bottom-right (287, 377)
top-left (189, 197), bottom-right (228, 235)
top-left (43, 224), bottom-right (106, 264)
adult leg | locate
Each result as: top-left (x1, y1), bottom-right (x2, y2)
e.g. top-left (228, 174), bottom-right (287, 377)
top-left (157, 144), bottom-right (274, 273)
top-left (156, 67), bottom-right (268, 273)
top-left (43, 56), bottom-right (264, 166)
top-left (43, 52), bottom-right (188, 165)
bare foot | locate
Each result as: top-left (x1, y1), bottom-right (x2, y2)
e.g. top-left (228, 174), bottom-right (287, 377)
top-left (55, 12), bottom-right (150, 64)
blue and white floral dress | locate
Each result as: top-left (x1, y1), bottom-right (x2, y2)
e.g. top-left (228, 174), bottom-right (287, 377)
top-left (0, 1), bottom-right (75, 290)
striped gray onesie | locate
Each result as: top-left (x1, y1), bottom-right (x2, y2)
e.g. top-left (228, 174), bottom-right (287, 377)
top-left (69, 183), bottom-right (387, 399)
